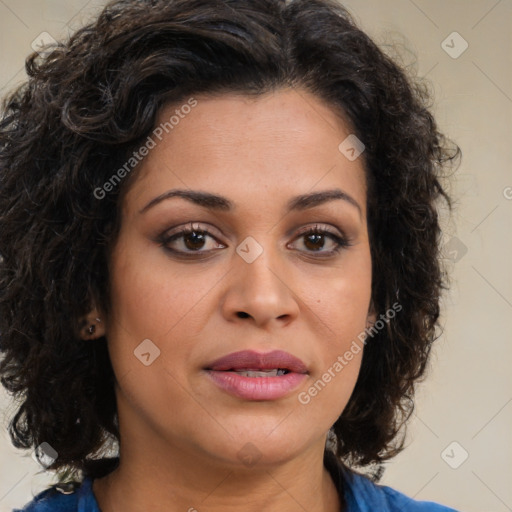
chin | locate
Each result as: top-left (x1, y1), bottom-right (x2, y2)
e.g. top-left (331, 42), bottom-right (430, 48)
top-left (194, 421), bottom-right (321, 469)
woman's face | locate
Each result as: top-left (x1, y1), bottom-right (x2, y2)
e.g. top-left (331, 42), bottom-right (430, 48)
top-left (106, 88), bottom-right (373, 469)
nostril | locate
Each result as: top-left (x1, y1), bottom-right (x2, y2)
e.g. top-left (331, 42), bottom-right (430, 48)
top-left (236, 312), bottom-right (250, 318)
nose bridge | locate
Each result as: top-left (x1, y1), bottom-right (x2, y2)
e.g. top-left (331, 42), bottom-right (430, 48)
top-left (224, 231), bottom-right (298, 324)
top-left (235, 232), bottom-right (285, 291)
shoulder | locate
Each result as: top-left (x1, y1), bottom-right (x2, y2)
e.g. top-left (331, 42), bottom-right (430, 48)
top-left (342, 469), bottom-right (460, 512)
top-left (12, 481), bottom-right (82, 512)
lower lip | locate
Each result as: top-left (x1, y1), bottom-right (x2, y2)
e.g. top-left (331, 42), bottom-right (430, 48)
top-left (205, 370), bottom-right (307, 401)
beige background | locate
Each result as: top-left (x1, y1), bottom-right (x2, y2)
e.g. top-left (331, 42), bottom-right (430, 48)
top-left (0, 1), bottom-right (511, 511)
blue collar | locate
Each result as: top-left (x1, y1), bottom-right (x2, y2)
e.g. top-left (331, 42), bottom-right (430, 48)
top-left (77, 477), bottom-right (100, 512)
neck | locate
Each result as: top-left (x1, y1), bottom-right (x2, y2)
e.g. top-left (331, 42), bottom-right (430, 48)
top-left (92, 443), bottom-right (343, 512)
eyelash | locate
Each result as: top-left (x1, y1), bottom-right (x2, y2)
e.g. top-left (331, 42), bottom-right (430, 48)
top-left (159, 223), bottom-right (351, 259)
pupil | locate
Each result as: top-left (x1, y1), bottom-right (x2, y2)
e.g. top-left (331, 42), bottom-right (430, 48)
top-left (185, 231), bottom-right (205, 250)
top-left (305, 233), bottom-right (323, 251)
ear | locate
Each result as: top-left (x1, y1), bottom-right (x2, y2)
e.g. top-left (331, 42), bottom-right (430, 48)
top-left (78, 306), bottom-right (106, 340)
top-left (366, 298), bottom-right (377, 328)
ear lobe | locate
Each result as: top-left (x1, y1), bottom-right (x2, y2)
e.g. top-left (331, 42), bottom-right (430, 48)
top-left (366, 299), bottom-right (377, 328)
top-left (78, 308), bottom-right (106, 340)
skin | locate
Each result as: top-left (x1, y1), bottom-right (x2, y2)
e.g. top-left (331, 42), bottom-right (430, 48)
top-left (91, 87), bottom-right (375, 512)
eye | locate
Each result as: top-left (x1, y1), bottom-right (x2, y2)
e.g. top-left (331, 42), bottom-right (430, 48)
top-left (289, 224), bottom-right (351, 257)
top-left (159, 222), bottom-right (225, 257)
top-left (158, 222), bottom-right (351, 259)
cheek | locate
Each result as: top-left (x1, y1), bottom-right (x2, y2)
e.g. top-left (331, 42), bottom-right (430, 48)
top-left (105, 236), bottom-right (230, 391)
top-left (300, 250), bottom-right (371, 406)
top-left (108, 238), bottom-right (211, 340)
top-left (313, 249), bottom-right (373, 340)
top-left (105, 244), bottom-right (204, 431)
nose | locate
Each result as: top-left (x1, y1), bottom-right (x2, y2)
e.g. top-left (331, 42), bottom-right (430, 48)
top-left (220, 240), bottom-right (300, 329)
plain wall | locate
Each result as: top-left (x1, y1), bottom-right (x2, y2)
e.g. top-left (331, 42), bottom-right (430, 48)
top-left (0, 1), bottom-right (511, 511)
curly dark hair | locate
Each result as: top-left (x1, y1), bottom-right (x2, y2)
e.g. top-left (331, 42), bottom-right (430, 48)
top-left (0, 0), bottom-right (460, 482)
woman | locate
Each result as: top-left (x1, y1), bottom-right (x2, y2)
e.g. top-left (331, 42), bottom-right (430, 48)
top-left (0, 0), bottom-right (461, 510)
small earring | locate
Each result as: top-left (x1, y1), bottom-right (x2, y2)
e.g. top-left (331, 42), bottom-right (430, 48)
top-left (82, 317), bottom-right (102, 339)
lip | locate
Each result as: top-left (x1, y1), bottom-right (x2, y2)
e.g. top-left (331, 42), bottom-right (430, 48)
top-left (206, 349), bottom-right (308, 373)
top-left (204, 349), bottom-right (309, 401)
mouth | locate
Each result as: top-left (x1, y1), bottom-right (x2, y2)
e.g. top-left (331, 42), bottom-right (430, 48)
top-left (221, 368), bottom-right (291, 377)
top-left (204, 350), bottom-right (308, 401)
top-left (205, 349), bottom-right (308, 374)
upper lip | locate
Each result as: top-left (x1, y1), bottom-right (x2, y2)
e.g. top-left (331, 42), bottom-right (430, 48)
top-left (205, 350), bottom-right (308, 374)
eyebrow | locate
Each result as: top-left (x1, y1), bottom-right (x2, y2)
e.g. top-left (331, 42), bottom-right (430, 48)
top-left (139, 188), bottom-right (362, 217)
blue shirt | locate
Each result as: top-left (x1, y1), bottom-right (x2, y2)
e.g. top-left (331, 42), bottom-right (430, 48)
top-left (14, 455), bottom-right (459, 512)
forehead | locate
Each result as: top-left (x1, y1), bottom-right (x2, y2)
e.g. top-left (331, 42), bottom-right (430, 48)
top-left (155, 88), bottom-right (356, 156)
top-left (123, 87), bottom-right (367, 217)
